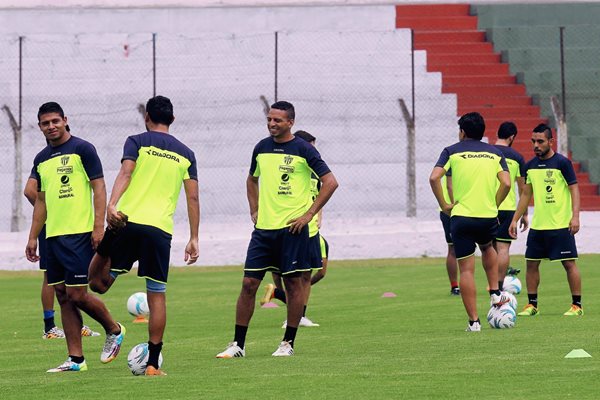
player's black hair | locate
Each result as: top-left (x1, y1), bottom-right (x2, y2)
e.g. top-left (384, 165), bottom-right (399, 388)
top-left (37, 102), bottom-right (64, 121)
top-left (294, 130), bottom-right (316, 143)
top-left (271, 101), bottom-right (295, 120)
top-left (497, 121), bottom-right (517, 139)
top-left (146, 95), bottom-right (175, 126)
top-left (458, 112), bottom-right (486, 140)
top-left (533, 123), bottom-right (553, 139)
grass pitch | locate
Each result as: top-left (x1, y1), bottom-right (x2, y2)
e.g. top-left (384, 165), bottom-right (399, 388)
top-left (1, 255), bottom-right (599, 399)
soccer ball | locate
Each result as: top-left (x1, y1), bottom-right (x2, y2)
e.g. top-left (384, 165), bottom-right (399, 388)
top-left (127, 343), bottom-right (163, 375)
top-left (503, 275), bottom-right (522, 295)
top-left (503, 291), bottom-right (517, 311)
top-left (127, 292), bottom-right (149, 317)
top-left (487, 303), bottom-right (517, 329)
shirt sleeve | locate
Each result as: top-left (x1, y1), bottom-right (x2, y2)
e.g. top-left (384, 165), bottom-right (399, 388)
top-left (499, 155), bottom-right (508, 172)
top-left (122, 136), bottom-right (140, 162)
top-left (305, 145), bottom-right (331, 177)
top-left (435, 148), bottom-right (450, 171)
top-left (79, 142), bottom-right (104, 181)
top-left (31, 160), bottom-right (42, 191)
top-left (561, 157), bottom-right (578, 185)
top-left (517, 154), bottom-right (526, 178)
top-left (186, 151), bottom-right (198, 181)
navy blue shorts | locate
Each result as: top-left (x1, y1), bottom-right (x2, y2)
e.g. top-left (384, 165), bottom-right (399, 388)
top-left (308, 234), bottom-right (324, 271)
top-left (450, 216), bottom-right (498, 260)
top-left (525, 228), bottom-right (578, 261)
top-left (244, 226), bottom-right (310, 280)
top-left (107, 222), bottom-right (172, 284)
top-left (496, 210), bottom-right (516, 242)
top-left (46, 232), bottom-right (94, 286)
top-left (440, 211), bottom-right (452, 244)
top-left (39, 225), bottom-right (48, 271)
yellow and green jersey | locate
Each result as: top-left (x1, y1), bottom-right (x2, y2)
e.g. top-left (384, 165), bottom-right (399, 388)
top-left (117, 131), bottom-right (197, 235)
top-left (494, 145), bottom-right (526, 211)
top-left (525, 153), bottom-right (577, 230)
top-left (250, 136), bottom-right (331, 230)
top-left (32, 136), bottom-right (103, 238)
top-left (435, 139), bottom-right (508, 218)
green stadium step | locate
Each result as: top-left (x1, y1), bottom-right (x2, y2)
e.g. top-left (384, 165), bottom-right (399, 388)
top-left (396, 16), bottom-right (479, 31)
top-left (504, 48), bottom-right (600, 72)
top-left (475, 4), bottom-right (600, 27)
top-left (396, 4), bottom-right (471, 17)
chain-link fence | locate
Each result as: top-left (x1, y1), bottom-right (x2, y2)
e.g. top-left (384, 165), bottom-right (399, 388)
top-left (1, 29), bottom-right (464, 232)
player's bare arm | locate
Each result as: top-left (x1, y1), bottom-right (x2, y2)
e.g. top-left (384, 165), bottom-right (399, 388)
top-left (429, 166), bottom-right (453, 215)
top-left (90, 177), bottom-right (107, 249)
top-left (246, 175), bottom-right (259, 224)
top-left (509, 183), bottom-right (532, 239)
top-left (25, 191), bottom-right (47, 262)
top-left (516, 176), bottom-right (529, 230)
top-left (107, 159), bottom-right (136, 228)
top-left (495, 170), bottom-right (511, 208)
top-left (183, 178), bottom-right (200, 265)
top-left (24, 177), bottom-right (38, 206)
top-left (288, 171), bottom-right (338, 234)
top-left (568, 183), bottom-right (581, 235)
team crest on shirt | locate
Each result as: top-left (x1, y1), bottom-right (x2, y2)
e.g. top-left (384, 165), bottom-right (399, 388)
top-left (283, 155), bottom-right (293, 165)
top-left (57, 155), bottom-right (73, 174)
top-left (61, 156), bottom-right (69, 166)
top-left (546, 170), bottom-right (553, 178)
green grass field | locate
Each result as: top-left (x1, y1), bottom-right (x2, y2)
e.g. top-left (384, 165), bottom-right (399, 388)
top-left (2, 255), bottom-right (599, 399)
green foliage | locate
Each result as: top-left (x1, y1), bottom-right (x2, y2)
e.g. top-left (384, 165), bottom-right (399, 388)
top-left (1, 255), bottom-right (599, 399)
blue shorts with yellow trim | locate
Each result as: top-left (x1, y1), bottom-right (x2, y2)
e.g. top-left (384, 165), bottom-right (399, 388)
top-left (39, 225), bottom-right (48, 271)
top-left (107, 222), bottom-right (172, 284)
top-left (244, 225), bottom-right (310, 280)
top-left (46, 232), bottom-right (94, 286)
top-left (450, 216), bottom-right (498, 260)
top-left (496, 210), bottom-right (516, 242)
top-left (439, 211), bottom-right (452, 244)
top-left (525, 228), bottom-right (578, 261)
top-left (320, 235), bottom-right (329, 259)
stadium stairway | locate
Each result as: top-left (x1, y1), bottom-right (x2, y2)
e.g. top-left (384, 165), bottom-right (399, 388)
top-left (395, 3), bottom-right (600, 210)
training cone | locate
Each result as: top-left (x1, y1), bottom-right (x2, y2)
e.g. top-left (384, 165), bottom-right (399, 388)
top-left (261, 302), bottom-right (279, 308)
top-left (564, 349), bottom-right (592, 358)
top-left (381, 292), bottom-right (397, 298)
top-left (132, 316), bottom-right (149, 324)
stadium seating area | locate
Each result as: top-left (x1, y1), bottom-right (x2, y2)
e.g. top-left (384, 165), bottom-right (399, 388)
top-left (396, 3), bottom-right (600, 210)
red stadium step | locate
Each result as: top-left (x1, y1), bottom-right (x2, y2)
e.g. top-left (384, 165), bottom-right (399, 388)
top-left (396, 3), bottom-right (600, 210)
top-left (414, 31), bottom-right (486, 45)
top-left (420, 42), bottom-right (494, 53)
top-left (428, 53), bottom-right (501, 64)
top-left (447, 84), bottom-right (527, 96)
top-left (429, 63), bottom-right (510, 75)
top-left (396, 4), bottom-right (471, 17)
top-left (396, 16), bottom-right (478, 30)
top-left (456, 105), bottom-right (541, 117)
top-left (458, 96), bottom-right (533, 108)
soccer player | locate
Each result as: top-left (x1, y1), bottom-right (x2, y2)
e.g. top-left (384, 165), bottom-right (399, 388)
top-left (439, 170), bottom-right (460, 296)
top-left (509, 124), bottom-right (582, 316)
top-left (88, 95), bottom-right (200, 376)
top-left (260, 130), bottom-right (329, 328)
top-left (493, 122), bottom-right (528, 289)
top-left (25, 102), bottom-right (124, 372)
top-left (24, 177), bottom-right (99, 339)
top-left (430, 112), bottom-right (511, 332)
top-left (217, 101), bottom-right (338, 358)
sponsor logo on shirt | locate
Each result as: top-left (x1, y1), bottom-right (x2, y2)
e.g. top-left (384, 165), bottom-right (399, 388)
top-left (146, 149), bottom-right (180, 163)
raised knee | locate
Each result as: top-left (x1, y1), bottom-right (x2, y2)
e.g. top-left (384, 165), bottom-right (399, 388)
top-left (89, 281), bottom-right (108, 294)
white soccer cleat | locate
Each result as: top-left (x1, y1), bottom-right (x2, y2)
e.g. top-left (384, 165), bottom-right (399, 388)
top-left (42, 326), bottom-right (65, 339)
top-left (216, 342), bottom-right (245, 358)
top-left (490, 293), bottom-right (510, 307)
top-left (81, 325), bottom-right (101, 337)
top-left (46, 357), bottom-right (88, 372)
top-left (100, 322), bottom-right (126, 363)
top-left (299, 316), bottom-right (320, 327)
top-left (465, 321), bottom-right (481, 332)
top-left (272, 341), bottom-right (294, 357)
